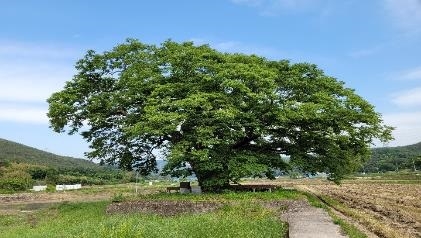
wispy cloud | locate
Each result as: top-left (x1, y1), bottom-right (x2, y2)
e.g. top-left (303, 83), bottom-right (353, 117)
top-left (0, 103), bottom-right (47, 124)
top-left (230, 0), bottom-right (332, 16)
top-left (391, 87), bottom-right (421, 107)
top-left (383, 0), bottom-right (421, 34)
top-left (348, 42), bottom-right (390, 59)
top-left (387, 66), bottom-right (421, 81)
top-left (0, 41), bottom-right (80, 59)
top-left (348, 48), bottom-right (378, 59)
top-left (0, 62), bottom-right (73, 102)
top-left (400, 66), bottom-right (421, 80)
top-left (231, 0), bottom-right (264, 7)
top-left (0, 41), bottom-right (78, 124)
top-left (382, 111), bottom-right (421, 146)
top-left (190, 38), bottom-right (285, 59)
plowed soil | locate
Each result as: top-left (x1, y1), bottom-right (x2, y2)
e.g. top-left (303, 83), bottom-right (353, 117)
top-left (306, 183), bottom-right (421, 238)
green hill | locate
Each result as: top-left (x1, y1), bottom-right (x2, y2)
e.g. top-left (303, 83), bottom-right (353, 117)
top-left (364, 142), bottom-right (421, 172)
top-left (0, 138), bottom-right (100, 171)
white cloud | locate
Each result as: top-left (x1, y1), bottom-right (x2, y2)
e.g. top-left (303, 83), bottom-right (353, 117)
top-left (348, 42), bottom-right (390, 59)
top-left (391, 87), bottom-right (421, 107)
top-left (231, 0), bottom-right (263, 7)
top-left (190, 38), bottom-right (284, 59)
top-left (0, 103), bottom-right (48, 124)
top-left (384, 0), bottom-right (421, 34)
top-left (0, 40), bottom-right (78, 124)
top-left (382, 111), bottom-right (421, 146)
top-left (231, 0), bottom-right (330, 16)
top-left (348, 48), bottom-right (378, 58)
top-left (387, 65), bottom-right (421, 81)
top-left (0, 62), bottom-right (73, 102)
top-left (401, 66), bottom-right (421, 80)
top-left (0, 41), bottom-right (80, 59)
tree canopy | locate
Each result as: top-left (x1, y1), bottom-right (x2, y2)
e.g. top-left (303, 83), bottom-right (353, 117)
top-left (47, 39), bottom-right (393, 190)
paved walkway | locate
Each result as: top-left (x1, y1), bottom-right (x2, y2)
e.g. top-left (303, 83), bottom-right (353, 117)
top-left (281, 200), bottom-right (347, 238)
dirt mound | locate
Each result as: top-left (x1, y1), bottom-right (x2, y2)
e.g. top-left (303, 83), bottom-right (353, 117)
top-left (106, 200), bottom-right (223, 216)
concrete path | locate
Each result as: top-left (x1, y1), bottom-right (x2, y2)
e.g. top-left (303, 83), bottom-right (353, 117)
top-left (281, 200), bottom-right (347, 238)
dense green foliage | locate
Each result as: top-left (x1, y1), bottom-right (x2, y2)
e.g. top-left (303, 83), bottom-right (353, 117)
top-left (0, 199), bottom-right (287, 237)
top-left (0, 161), bottom-right (134, 192)
top-left (0, 164), bottom-right (33, 192)
top-left (363, 142), bottom-right (421, 172)
top-left (47, 39), bottom-right (392, 190)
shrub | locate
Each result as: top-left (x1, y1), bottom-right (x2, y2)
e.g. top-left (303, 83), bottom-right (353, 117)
top-left (0, 170), bottom-right (33, 191)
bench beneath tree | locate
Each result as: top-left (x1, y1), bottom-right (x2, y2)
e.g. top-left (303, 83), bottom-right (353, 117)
top-left (166, 182), bottom-right (192, 193)
top-left (229, 184), bottom-right (278, 192)
top-left (166, 186), bottom-right (180, 193)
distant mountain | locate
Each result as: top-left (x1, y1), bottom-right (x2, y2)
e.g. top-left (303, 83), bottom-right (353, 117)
top-left (364, 142), bottom-right (421, 172)
top-left (371, 141), bottom-right (421, 159)
top-left (3, 137), bottom-right (418, 175)
top-left (0, 138), bottom-right (101, 170)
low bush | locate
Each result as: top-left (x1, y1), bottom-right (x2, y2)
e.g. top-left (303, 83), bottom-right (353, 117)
top-left (0, 170), bottom-right (32, 192)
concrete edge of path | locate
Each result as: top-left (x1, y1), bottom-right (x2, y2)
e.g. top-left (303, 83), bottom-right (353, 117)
top-left (281, 199), bottom-right (348, 238)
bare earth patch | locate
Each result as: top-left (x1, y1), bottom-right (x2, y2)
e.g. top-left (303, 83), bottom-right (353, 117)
top-left (304, 184), bottom-right (421, 238)
top-left (242, 178), bottom-right (421, 237)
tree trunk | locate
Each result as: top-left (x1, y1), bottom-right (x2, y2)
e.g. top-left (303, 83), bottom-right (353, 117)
top-left (190, 163), bottom-right (229, 192)
top-left (193, 170), bottom-right (229, 192)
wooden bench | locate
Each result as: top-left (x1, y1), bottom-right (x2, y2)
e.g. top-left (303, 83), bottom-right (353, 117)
top-left (166, 186), bottom-right (180, 193)
top-left (229, 184), bottom-right (278, 192)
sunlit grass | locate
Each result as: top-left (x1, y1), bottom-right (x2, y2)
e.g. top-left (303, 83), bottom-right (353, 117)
top-left (135, 188), bottom-right (303, 201)
top-left (0, 193), bottom-right (289, 238)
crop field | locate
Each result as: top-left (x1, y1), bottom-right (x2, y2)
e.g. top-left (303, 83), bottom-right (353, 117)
top-left (241, 172), bottom-right (421, 237)
top-left (303, 182), bottom-right (421, 238)
top-left (243, 173), bottom-right (418, 238)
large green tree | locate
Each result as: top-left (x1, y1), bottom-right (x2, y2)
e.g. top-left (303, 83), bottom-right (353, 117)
top-left (47, 39), bottom-right (393, 190)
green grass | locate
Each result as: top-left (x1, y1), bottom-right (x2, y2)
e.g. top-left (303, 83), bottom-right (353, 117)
top-left (302, 192), bottom-right (327, 209)
top-left (330, 212), bottom-right (367, 238)
top-left (135, 188), bottom-right (302, 201)
top-left (350, 171), bottom-right (421, 184)
top-left (0, 191), bottom-right (292, 238)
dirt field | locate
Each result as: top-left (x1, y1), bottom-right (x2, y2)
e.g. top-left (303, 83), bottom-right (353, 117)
top-left (242, 177), bottom-right (421, 237)
top-left (303, 183), bottom-right (421, 238)
top-left (0, 183), bottom-right (161, 215)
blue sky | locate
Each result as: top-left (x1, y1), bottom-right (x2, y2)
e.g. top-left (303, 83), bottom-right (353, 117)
top-left (1, 0), bottom-right (421, 158)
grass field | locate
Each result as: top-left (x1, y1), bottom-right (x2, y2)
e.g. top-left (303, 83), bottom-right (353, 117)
top-left (2, 173), bottom-right (419, 238)
top-left (0, 190), bottom-right (298, 238)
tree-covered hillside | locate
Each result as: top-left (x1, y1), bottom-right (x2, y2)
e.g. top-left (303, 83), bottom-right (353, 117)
top-left (0, 138), bottom-right (99, 170)
top-left (0, 138), bottom-right (136, 192)
top-left (363, 142), bottom-right (421, 172)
